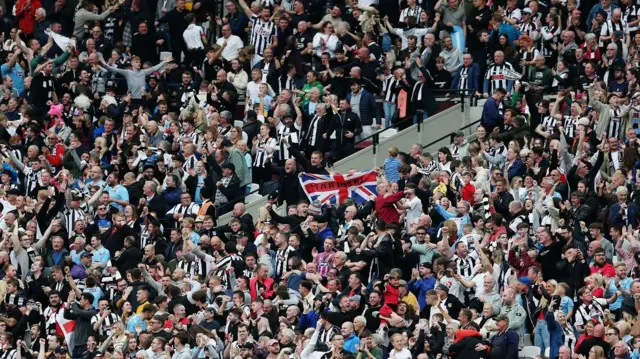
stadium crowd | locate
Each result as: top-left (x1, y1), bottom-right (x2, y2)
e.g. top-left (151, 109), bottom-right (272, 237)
top-left (2, 0), bottom-right (640, 358)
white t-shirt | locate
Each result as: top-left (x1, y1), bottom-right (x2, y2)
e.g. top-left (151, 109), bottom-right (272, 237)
top-left (405, 196), bottom-right (423, 226)
top-left (183, 24), bottom-right (205, 50)
top-left (217, 35), bottom-right (245, 61)
top-left (389, 348), bottom-right (412, 359)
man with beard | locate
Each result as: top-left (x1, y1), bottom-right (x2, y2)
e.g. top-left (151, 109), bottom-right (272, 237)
top-left (104, 172), bottom-right (129, 212)
top-left (43, 290), bottom-right (64, 336)
top-left (254, 47), bottom-right (279, 84)
top-left (608, 66), bottom-right (629, 97)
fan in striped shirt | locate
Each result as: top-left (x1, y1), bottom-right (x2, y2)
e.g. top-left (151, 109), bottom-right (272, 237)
top-left (399, 0), bottom-right (424, 24)
top-left (91, 300), bottom-right (121, 338)
top-left (482, 52), bottom-right (515, 96)
top-left (238, 0), bottom-right (276, 57)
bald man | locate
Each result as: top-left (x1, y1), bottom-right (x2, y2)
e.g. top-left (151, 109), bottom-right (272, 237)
top-left (576, 323), bottom-right (611, 356)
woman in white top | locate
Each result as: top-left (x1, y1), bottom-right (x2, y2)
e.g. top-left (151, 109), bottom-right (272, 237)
top-left (227, 59), bottom-right (248, 96)
top-left (312, 21), bottom-right (340, 59)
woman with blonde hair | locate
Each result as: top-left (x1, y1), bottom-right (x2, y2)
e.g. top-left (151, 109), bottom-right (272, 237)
top-left (227, 126), bottom-right (243, 145)
top-left (576, 345), bottom-right (605, 359)
top-left (585, 273), bottom-right (606, 298)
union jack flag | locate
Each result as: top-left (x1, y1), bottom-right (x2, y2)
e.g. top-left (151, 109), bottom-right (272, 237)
top-left (299, 170), bottom-right (378, 205)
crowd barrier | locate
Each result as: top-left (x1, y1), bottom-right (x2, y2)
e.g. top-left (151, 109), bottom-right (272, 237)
top-left (217, 96), bottom-right (484, 225)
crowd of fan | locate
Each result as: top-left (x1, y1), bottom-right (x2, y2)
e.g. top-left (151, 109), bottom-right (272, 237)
top-left (2, 0), bottom-right (640, 359)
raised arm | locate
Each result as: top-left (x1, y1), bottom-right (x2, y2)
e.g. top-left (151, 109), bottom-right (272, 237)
top-left (236, 0), bottom-right (254, 18)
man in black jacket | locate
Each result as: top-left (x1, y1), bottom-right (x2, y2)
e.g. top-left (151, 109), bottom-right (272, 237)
top-left (214, 162), bottom-right (243, 215)
top-left (273, 159), bottom-right (304, 207)
top-left (325, 99), bottom-right (362, 162)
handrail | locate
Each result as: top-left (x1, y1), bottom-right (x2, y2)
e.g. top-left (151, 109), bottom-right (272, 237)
top-left (217, 187), bottom-right (262, 215)
top-left (421, 119), bottom-right (482, 150)
top-left (330, 89), bottom-right (470, 163)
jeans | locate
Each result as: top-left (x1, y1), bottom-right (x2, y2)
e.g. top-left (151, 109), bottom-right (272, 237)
top-left (534, 319), bottom-right (550, 354)
top-left (383, 102), bottom-right (396, 128)
top-left (382, 33), bottom-right (392, 52)
top-left (413, 111), bottom-right (429, 124)
top-left (357, 124), bottom-right (376, 141)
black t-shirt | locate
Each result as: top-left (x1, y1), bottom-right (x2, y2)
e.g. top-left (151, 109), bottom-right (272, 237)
top-left (30, 72), bottom-right (55, 107)
top-left (538, 240), bottom-right (564, 280)
top-left (291, 12), bottom-right (311, 25)
top-left (296, 29), bottom-right (315, 65)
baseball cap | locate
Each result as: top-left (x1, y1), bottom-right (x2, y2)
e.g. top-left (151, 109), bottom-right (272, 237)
top-left (221, 139), bottom-right (234, 148)
top-left (81, 252), bottom-right (93, 258)
top-left (453, 130), bottom-right (464, 137)
top-left (519, 276), bottom-right (532, 286)
top-left (221, 162), bottom-right (236, 171)
top-left (523, 7), bottom-right (533, 13)
top-left (236, 231), bottom-right (248, 238)
top-left (436, 284), bottom-right (449, 293)
top-left (55, 347), bottom-right (68, 354)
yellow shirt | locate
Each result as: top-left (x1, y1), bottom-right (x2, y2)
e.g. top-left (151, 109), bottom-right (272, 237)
top-left (402, 293), bottom-right (419, 313)
top-left (136, 301), bottom-right (150, 314)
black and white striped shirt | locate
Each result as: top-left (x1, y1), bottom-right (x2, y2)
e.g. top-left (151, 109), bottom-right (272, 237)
top-left (64, 206), bottom-right (85, 236)
top-left (519, 21), bottom-right (539, 38)
top-left (21, 167), bottom-right (41, 196)
top-left (505, 7), bottom-right (521, 23)
top-left (167, 202), bottom-right (200, 218)
top-left (540, 26), bottom-right (560, 57)
top-left (276, 123), bottom-right (300, 162)
top-left (453, 255), bottom-right (477, 280)
top-left (575, 300), bottom-right (604, 327)
top-left (182, 155), bottom-right (197, 172)
top-left (214, 253), bottom-right (244, 287)
top-left (541, 116), bottom-right (558, 135)
top-left (275, 245), bottom-right (296, 278)
top-left (243, 268), bottom-right (255, 279)
top-left (319, 325), bottom-right (341, 344)
top-left (304, 116), bottom-right (322, 149)
top-left (564, 116), bottom-right (578, 140)
top-left (0, 348), bottom-right (17, 359)
top-left (399, 6), bottom-right (423, 23)
top-left (382, 76), bottom-right (398, 103)
top-left (457, 67), bottom-right (469, 91)
top-left (177, 258), bottom-right (207, 279)
top-left (219, 124), bottom-right (232, 138)
top-left (608, 107), bottom-right (623, 138)
top-left (484, 62), bottom-right (514, 94)
top-left (249, 14), bottom-right (276, 56)
top-left (488, 143), bottom-right (508, 169)
top-left (625, 5), bottom-right (640, 33)
top-left (279, 76), bottom-right (297, 94)
top-left (91, 312), bottom-right (120, 337)
top-left (600, 19), bottom-right (627, 48)
top-left (253, 137), bottom-right (277, 168)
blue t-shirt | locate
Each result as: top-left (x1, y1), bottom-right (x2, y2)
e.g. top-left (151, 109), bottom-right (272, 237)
top-left (0, 63), bottom-right (25, 96)
top-left (608, 80), bottom-right (629, 97)
top-left (106, 184), bottom-right (129, 212)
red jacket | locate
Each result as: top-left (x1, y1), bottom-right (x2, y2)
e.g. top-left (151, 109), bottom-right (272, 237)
top-left (590, 263), bottom-right (615, 278)
top-left (16, 0), bottom-right (41, 34)
top-left (461, 183), bottom-right (476, 204)
top-left (249, 276), bottom-right (275, 300)
top-left (46, 143), bottom-right (65, 167)
top-left (374, 191), bottom-right (405, 224)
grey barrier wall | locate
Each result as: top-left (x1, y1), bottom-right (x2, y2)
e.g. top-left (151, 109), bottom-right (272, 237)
top-left (217, 101), bottom-right (481, 224)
